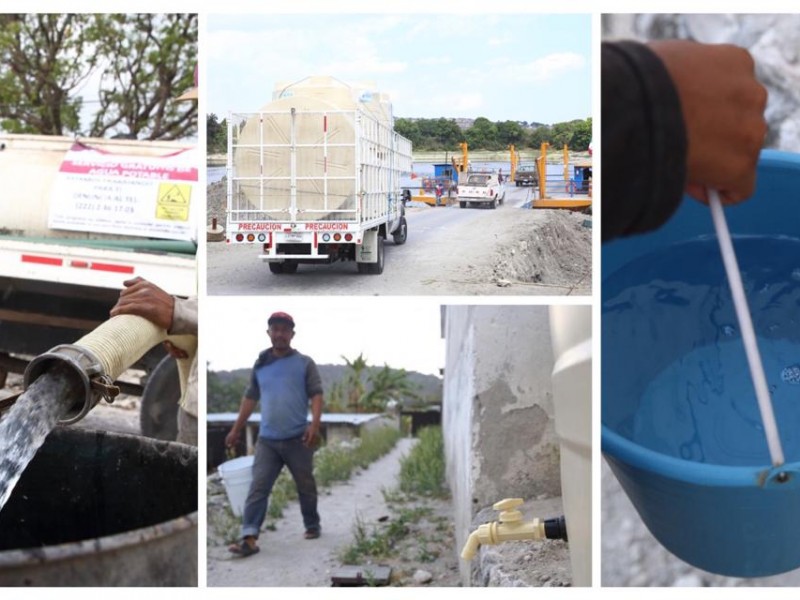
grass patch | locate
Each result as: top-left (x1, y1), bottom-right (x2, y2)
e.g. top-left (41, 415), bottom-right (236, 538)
top-left (339, 506), bottom-right (439, 565)
top-left (340, 507), bottom-right (429, 565)
top-left (339, 430), bottom-right (454, 570)
top-left (208, 503), bottom-right (240, 545)
top-left (399, 426), bottom-right (446, 497)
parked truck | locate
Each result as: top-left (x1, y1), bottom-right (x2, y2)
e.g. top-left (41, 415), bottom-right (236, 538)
top-left (225, 76), bottom-right (412, 275)
top-left (457, 171), bottom-right (505, 209)
top-left (0, 134), bottom-right (198, 440)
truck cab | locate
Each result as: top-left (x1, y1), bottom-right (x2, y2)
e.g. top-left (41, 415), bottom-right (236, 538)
top-left (515, 164), bottom-right (538, 187)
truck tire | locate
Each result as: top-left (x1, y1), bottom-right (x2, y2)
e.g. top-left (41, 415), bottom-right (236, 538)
top-left (357, 238), bottom-right (384, 275)
top-left (282, 260), bottom-right (299, 274)
top-left (268, 262), bottom-right (284, 274)
top-left (140, 355), bottom-right (180, 441)
top-left (392, 217), bottom-right (408, 245)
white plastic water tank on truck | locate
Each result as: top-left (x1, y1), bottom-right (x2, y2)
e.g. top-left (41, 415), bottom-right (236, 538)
top-left (225, 76), bottom-right (411, 274)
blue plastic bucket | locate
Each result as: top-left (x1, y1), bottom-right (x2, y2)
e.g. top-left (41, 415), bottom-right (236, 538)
top-left (602, 150), bottom-right (800, 577)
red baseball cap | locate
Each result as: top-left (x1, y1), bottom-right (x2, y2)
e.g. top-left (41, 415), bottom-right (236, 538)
top-left (268, 311), bottom-right (295, 328)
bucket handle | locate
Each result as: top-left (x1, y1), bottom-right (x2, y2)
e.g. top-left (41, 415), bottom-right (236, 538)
top-left (709, 188), bottom-right (785, 468)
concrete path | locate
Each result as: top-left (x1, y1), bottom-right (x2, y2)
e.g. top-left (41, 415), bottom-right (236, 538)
top-left (207, 437), bottom-right (417, 587)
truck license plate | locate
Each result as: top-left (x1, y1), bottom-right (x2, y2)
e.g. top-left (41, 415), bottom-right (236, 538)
top-left (283, 233), bottom-right (303, 243)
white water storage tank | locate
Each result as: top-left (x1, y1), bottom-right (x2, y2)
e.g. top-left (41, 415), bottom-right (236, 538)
top-left (233, 76), bottom-right (395, 222)
top-left (549, 305), bottom-right (591, 586)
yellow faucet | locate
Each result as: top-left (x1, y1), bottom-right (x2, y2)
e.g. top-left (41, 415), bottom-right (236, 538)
top-left (461, 498), bottom-right (567, 561)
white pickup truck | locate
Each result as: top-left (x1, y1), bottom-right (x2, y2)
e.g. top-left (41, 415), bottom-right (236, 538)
top-left (457, 172), bottom-right (505, 209)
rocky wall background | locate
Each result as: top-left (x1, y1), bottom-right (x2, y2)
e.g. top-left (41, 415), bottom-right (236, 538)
top-left (603, 14), bottom-right (800, 152)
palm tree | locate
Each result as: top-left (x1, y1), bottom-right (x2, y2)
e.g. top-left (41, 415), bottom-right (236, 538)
top-left (325, 380), bottom-right (346, 413)
top-left (362, 364), bottom-right (422, 412)
top-left (342, 353), bottom-right (369, 413)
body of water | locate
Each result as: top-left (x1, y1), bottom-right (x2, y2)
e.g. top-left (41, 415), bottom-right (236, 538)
top-left (208, 161), bottom-right (572, 188)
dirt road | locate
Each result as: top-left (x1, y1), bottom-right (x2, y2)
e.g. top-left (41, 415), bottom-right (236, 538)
top-left (206, 185), bottom-right (591, 296)
top-left (207, 437), bottom-right (459, 587)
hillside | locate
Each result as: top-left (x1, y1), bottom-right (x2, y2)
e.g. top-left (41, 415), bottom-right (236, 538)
top-left (209, 363), bottom-right (442, 414)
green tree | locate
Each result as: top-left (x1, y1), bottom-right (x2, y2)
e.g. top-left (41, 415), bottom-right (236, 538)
top-left (361, 364), bottom-right (421, 412)
top-left (207, 113), bottom-right (228, 153)
top-left (496, 120), bottom-right (526, 147)
top-left (394, 117), bottom-right (421, 148)
top-left (342, 353), bottom-right (369, 413)
top-left (569, 117), bottom-right (592, 150)
top-left (88, 14), bottom-right (197, 140)
top-left (207, 366), bottom-right (246, 413)
top-left (465, 117), bottom-right (499, 150)
top-left (326, 380), bottom-right (346, 413)
top-left (0, 14), bottom-right (94, 134)
top-left (0, 13), bottom-right (197, 139)
top-left (429, 117), bottom-right (463, 148)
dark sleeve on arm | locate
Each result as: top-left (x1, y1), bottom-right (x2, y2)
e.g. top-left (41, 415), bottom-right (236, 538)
top-left (601, 41), bottom-right (688, 242)
top-left (244, 364), bottom-right (260, 401)
top-left (305, 358), bottom-right (323, 397)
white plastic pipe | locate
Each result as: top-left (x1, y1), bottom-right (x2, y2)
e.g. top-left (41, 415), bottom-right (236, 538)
top-left (708, 189), bottom-right (785, 467)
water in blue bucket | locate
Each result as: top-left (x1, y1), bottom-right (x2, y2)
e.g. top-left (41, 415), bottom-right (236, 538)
top-left (605, 235), bottom-right (800, 468)
top-left (602, 151), bottom-right (800, 577)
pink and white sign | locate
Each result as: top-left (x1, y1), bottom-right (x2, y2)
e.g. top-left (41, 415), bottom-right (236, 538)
top-left (49, 142), bottom-right (199, 241)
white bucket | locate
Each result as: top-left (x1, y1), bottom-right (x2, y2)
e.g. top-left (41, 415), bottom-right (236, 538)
top-left (217, 456), bottom-right (254, 517)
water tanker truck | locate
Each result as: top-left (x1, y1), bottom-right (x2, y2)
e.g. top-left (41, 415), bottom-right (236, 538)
top-left (225, 76), bottom-right (412, 275)
top-left (0, 134), bottom-right (198, 440)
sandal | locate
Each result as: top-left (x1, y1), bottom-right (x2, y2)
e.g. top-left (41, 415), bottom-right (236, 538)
top-left (304, 529), bottom-right (321, 540)
top-left (228, 539), bottom-right (260, 557)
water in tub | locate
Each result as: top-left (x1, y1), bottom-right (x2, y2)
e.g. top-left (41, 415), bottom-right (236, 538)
top-left (603, 236), bottom-right (800, 466)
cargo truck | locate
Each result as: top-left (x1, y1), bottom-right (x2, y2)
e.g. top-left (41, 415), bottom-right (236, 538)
top-left (0, 134), bottom-right (198, 440)
top-left (225, 76), bottom-right (412, 275)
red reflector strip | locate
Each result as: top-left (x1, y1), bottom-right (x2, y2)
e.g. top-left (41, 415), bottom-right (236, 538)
top-left (314, 232), bottom-right (318, 249)
top-left (70, 260), bottom-right (89, 268)
top-left (323, 115), bottom-right (327, 132)
top-left (90, 262), bottom-right (135, 274)
top-left (22, 254), bottom-right (62, 266)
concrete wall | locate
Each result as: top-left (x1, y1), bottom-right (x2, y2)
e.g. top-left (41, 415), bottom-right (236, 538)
top-left (442, 306), bottom-right (561, 586)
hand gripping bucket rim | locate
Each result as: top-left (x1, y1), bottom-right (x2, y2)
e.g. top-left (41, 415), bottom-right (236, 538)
top-left (602, 150), bottom-right (800, 577)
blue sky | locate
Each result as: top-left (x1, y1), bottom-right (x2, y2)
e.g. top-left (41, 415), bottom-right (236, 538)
top-left (206, 13), bottom-right (591, 124)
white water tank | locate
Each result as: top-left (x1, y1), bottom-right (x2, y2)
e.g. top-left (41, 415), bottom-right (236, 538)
top-left (549, 305), bottom-right (592, 586)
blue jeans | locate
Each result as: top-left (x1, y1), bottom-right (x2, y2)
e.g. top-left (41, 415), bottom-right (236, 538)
top-left (241, 436), bottom-right (320, 539)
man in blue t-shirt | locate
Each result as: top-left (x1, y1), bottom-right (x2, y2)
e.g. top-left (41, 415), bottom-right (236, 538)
top-left (225, 311), bottom-right (323, 557)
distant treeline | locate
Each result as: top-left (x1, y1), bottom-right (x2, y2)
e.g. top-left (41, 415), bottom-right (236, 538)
top-left (206, 114), bottom-right (591, 155)
top-left (394, 117), bottom-right (592, 152)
